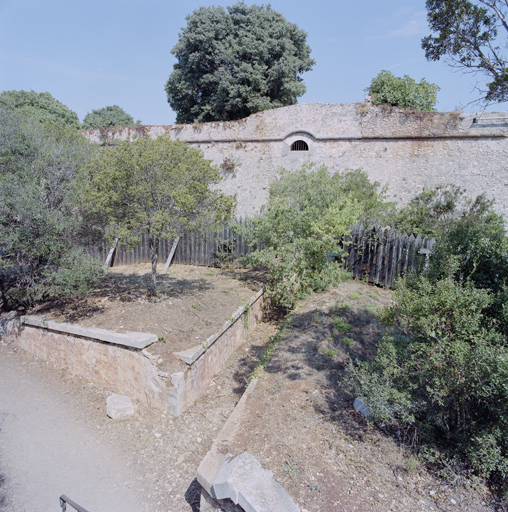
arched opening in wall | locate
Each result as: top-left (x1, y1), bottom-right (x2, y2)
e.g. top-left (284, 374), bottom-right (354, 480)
top-left (290, 140), bottom-right (309, 151)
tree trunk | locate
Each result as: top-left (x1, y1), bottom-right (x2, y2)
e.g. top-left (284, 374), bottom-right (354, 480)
top-left (148, 234), bottom-right (159, 297)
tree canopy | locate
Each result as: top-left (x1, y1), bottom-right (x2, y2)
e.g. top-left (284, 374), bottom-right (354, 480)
top-left (80, 136), bottom-right (236, 296)
top-left (82, 105), bottom-right (140, 129)
top-left (422, 0), bottom-right (508, 103)
top-left (365, 70), bottom-right (440, 111)
top-left (165, 2), bottom-right (315, 123)
top-left (0, 90), bottom-right (80, 127)
top-left (0, 106), bottom-right (99, 310)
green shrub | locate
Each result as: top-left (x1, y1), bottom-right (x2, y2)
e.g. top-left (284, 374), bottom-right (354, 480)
top-left (348, 277), bottom-right (508, 479)
top-left (333, 317), bottom-right (350, 332)
top-left (237, 166), bottom-right (389, 308)
top-left (365, 70), bottom-right (439, 111)
top-left (324, 348), bottom-right (338, 357)
top-left (343, 336), bottom-right (354, 348)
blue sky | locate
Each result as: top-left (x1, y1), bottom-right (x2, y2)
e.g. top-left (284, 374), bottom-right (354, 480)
top-left (1, 0), bottom-right (507, 125)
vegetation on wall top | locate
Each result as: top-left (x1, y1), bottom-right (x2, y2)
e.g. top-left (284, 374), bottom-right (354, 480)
top-left (365, 70), bottom-right (440, 111)
top-left (82, 105), bottom-right (141, 130)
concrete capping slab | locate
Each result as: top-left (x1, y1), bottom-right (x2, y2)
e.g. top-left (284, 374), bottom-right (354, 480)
top-left (21, 315), bottom-right (157, 350)
top-left (174, 287), bottom-right (265, 365)
top-left (198, 379), bottom-right (259, 496)
top-left (197, 378), bottom-right (300, 512)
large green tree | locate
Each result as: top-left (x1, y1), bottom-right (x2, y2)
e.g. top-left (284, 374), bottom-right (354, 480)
top-left (80, 136), bottom-right (236, 296)
top-left (165, 2), bottom-right (315, 123)
top-left (0, 90), bottom-right (80, 127)
top-left (422, 0), bottom-right (508, 102)
top-left (0, 107), bottom-right (99, 310)
top-left (82, 105), bottom-right (141, 129)
top-left (365, 70), bottom-right (440, 111)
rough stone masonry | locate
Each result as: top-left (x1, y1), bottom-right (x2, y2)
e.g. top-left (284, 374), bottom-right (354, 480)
top-left (83, 102), bottom-right (508, 220)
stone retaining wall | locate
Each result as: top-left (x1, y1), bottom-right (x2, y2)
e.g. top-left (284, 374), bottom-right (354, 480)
top-left (2, 289), bottom-right (265, 416)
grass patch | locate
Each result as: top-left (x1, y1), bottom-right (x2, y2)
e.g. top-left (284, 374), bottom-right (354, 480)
top-left (342, 336), bottom-right (354, 348)
top-left (349, 292), bottom-right (360, 300)
top-left (278, 458), bottom-right (299, 479)
top-left (324, 348), bottom-right (338, 357)
top-left (333, 317), bottom-right (350, 332)
top-left (249, 315), bottom-right (292, 382)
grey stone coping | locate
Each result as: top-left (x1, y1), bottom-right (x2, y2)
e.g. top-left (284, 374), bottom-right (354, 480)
top-left (21, 316), bottom-right (157, 350)
top-left (197, 379), bottom-right (300, 512)
top-left (173, 287), bottom-right (264, 365)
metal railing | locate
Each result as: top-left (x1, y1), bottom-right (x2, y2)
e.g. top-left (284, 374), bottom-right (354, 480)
top-left (60, 495), bottom-right (90, 512)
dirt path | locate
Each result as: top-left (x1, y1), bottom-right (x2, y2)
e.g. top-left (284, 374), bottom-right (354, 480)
top-left (0, 319), bottom-right (276, 512)
top-left (0, 347), bottom-right (151, 512)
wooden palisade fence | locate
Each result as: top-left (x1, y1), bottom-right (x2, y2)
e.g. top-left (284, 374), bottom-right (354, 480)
top-left (89, 218), bottom-right (254, 269)
top-left (341, 224), bottom-right (435, 288)
top-left (90, 222), bottom-right (435, 290)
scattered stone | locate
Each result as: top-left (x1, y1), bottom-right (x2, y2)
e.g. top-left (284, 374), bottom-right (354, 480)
top-left (106, 394), bottom-right (135, 419)
top-left (353, 397), bottom-right (372, 418)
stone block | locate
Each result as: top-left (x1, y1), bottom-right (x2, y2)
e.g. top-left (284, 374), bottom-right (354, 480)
top-left (106, 394), bottom-right (135, 419)
top-left (353, 397), bottom-right (372, 418)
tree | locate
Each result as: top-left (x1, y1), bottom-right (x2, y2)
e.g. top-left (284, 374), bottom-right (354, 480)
top-left (80, 136), bottom-right (236, 296)
top-left (0, 90), bottom-right (80, 127)
top-left (0, 106), bottom-right (100, 310)
top-left (165, 2), bottom-right (315, 123)
top-left (82, 105), bottom-right (141, 130)
top-left (422, 0), bottom-right (508, 103)
top-left (237, 167), bottom-right (390, 308)
top-left (365, 70), bottom-right (440, 111)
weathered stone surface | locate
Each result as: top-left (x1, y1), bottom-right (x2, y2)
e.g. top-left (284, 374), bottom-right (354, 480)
top-left (173, 345), bottom-right (205, 365)
top-left (106, 394), bottom-right (135, 419)
top-left (9, 288), bottom-right (264, 418)
top-left (198, 379), bottom-right (300, 512)
top-left (83, 103), bottom-right (508, 220)
top-left (0, 311), bottom-right (21, 340)
top-left (200, 488), bottom-right (244, 512)
top-left (211, 452), bottom-right (300, 512)
top-left (12, 323), bottom-right (165, 410)
top-left (22, 316), bottom-right (157, 349)
top-left (166, 372), bottom-right (185, 417)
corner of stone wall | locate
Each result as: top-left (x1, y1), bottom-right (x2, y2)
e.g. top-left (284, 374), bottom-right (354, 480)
top-left (0, 311), bottom-right (22, 342)
top-left (166, 371), bottom-right (186, 416)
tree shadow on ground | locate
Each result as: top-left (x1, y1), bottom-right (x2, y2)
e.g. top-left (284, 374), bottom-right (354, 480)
top-left (229, 303), bottom-right (291, 396)
top-left (259, 301), bottom-right (385, 440)
top-left (219, 264), bottom-right (268, 292)
top-left (33, 274), bottom-right (214, 323)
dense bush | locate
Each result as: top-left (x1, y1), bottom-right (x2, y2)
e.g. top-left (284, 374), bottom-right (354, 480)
top-left (237, 166), bottom-right (390, 308)
top-left (0, 90), bottom-right (80, 128)
top-left (348, 278), bottom-right (508, 478)
top-left (0, 107), bottom-right (100, 309)
top-left (81, 105), bottom-right (140, 129)
top-left (348, 184), bottom-right (508, 482)
top-left (365, 70), bottom-right (440, 111)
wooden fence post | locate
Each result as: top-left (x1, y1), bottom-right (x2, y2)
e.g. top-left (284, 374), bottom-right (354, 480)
top-left (164, 237), bottom-right (180, 271)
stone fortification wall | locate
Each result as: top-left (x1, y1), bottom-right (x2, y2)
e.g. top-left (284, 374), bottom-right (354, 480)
top-left (83, 103), bottom-right (508, 218)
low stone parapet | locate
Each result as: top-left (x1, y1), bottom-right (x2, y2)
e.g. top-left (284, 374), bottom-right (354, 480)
top-left (2, 288), bottom-right (265, 416)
